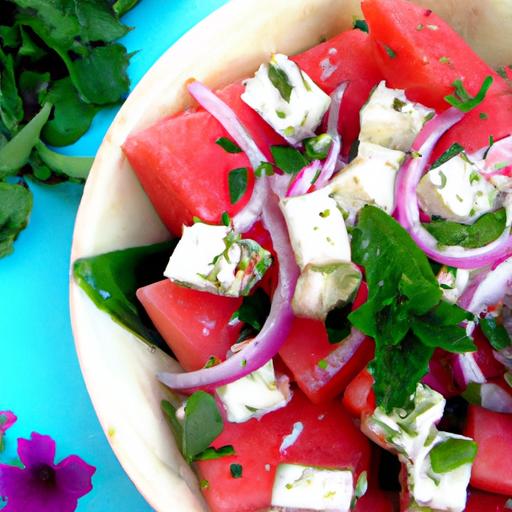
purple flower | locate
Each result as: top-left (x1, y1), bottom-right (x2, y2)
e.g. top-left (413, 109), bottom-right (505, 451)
top-left (0, 432), bottom-right (96, 512)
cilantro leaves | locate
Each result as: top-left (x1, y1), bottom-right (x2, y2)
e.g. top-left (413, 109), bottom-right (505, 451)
top-left (424, 208), bottom-right (507, 249)
top-left (162, 392), bottom-right (233, 463)
top-left (349, 206), bottom-right (475, 411)
top-left (444, 76), bottom-right (493, 112)
top-left (270, 145), bottom-right (309, 174)
top-left (228, 167), bottom-right (248, 204)
top-left (0, 0), bottom-right (136, 258)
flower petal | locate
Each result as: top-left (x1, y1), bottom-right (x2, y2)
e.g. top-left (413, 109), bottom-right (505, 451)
top-left (18, 433), bottom-right (56, 469)
top-left (0, 411), bottom-right (17, 434)
top-left (0, 463), bottom-right (31, 498)
top-left (56, 455), bottom-right (96, 498)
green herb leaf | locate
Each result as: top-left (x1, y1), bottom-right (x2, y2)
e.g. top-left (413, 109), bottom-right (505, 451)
top-left (216, 137), bottom-right (242, 154)
top-left (231, 288), bottom-right (271, 343)
top-left (0, 102), bottom-right (51, 178)
top-left (254, 161), bottom-right (274, 177)
top-left (230, 463), bottom-right (243, 478)
top-left (411, 318), bottom-right (475, 353)
top-left (228, 167), bottom-right (248, 204)
top-left (268, 62), bottom-right (293, 102)
top-left (112, 0), bottom-right (141, 17)
top-left (353, 19), bottom-right (368, 32)
top-left (423, 209), bottom-right (507, 249)
top-left (0, 49), bottom-right (24, 134)
top-left (73, 241), bottom-right (176, 351)
top-left (480, 316), bottom-right (511, 351)
top-left (194, 445), bottom-right (235, 461)
top-left (34, 141), bottom-right (93, 180)
top-left (0, 181), bottom-right (32, 258)
top-left (42, 78), bottom-right (100, 146)
top-left (430, 143), bottom-right (465, 170)
top-left (444, 76), bottom-right (493, 113)
top-left (383, 44), bottom-right (397, 59)
top-left (429, 438), bottom-right (477, 473)
top-left (270, 145), bottom-right (309, 174)
top-left (304, 133), bottom-right (333, 160)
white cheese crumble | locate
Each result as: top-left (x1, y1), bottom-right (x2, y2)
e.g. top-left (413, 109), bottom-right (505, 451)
top-left (359, 81), bottom-right (434, 152)
top-left (242, 53), bottom-right (331, 145)
top-left (216, 360), bottom-right (290, 423)
top-left (280, 188), bottom-right (351, 270)
top-left (164, 223), bottom-right (271, 297)
top-left (417, 154), bottom-right (497, 223)
top-left (271, 464), bottom-right (353, 512)
top-left (330, 141), bottom-right (405, 215)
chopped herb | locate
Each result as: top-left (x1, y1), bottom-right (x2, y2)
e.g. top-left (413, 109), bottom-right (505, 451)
top-left (216, 137), bottom-right (242, 154)
top-left (494, 161), bottom-right (510, 170)
top-left (276, 110), bottom-right (287, 119)
top-left (349, 206), bottom-right (475, 411)
top-left (204, 356), bottom-right (221, 368)
top-left (353, 19), bottom-right (369, 32)
top-left (161, 392), bottom-right (227, 463)
top-left (444, 76), bottom-right (493, 112)
top-left (200, 479), bottom-right (209, 490)
top-left (255, 161), bottom-right (274, 177)
top-left (231, 289), bottom-right (271, 343)
top-left (439, 56), bottom-right (451, 65)
top-left (436, 171), bottom-right (447, 189)
top-left (221, 211), bottom-right (231, 227)
top-left (230, 463), bottom-right (243, 478)
top-left (192, 216), bottom-right (203, 224)
top-left (392, 97), bottom-right (406, 112)
top-left (469, 171), bottom-right (481, 184)
top-left (270, 145), bottom-right (309, 174)
top-left (304, 133), bottom-right (333, 160)
top-left (319, 209), bottom-right (330, 218)
top-left (423, 208), bottom-right (507, 249)
top-left (430, 142), bottom-right (465, 169)
top-left (228, 167), bottom-right (248, 204)
top-left (480, 316), bottom-right (511, 351)
top-left (429, 438), bottom-right (477, 473)
top-left (318, 359), bottom-right (328, 370)
top-left (268, 62), bottom-right (293, 102)
top-left (383, 44), bottom-right (397, 59)
top-left (410, 150), bottom-right (422, 159)
top-left (416, 24), bottom-right (424, 31)
top-left (479, 112), bottom-right (488, 120)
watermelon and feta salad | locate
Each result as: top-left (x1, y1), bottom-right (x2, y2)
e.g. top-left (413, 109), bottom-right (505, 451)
top-left (73, 0), bottom-right (512, 510)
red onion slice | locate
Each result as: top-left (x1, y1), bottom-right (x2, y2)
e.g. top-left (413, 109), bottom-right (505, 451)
top-left (158, 193), bottom-right (299, 392)
top-left (480, 134), bottom-right (512, 178)
top-left (187, 80), bottom-right (269, 232)
top-left (314, 83), bottom-right (347, 189)
top-left (286, 160), bottom-right (322, 197)
top-left (396, 108), bottom-right (512, 269)
top-left (452, 352), bottom-right (486, 389)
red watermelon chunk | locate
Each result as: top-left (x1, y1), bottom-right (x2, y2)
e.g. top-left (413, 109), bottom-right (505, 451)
top-left (136, 279), bottom-right (241, 371)
top-left (197, 390), bottom-right (371, 512)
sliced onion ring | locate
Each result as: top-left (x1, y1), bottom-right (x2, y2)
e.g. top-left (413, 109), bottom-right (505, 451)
top-left (286, 160), bottom-right (322, 197)
top-left (314, 82), bottom-right (347, 189)
top-left (396, 107), bottom-right (512, 269)
top-left (187, 80), bottom-right (269, 232)
top-left (158, 193), bottom-right (299, 392)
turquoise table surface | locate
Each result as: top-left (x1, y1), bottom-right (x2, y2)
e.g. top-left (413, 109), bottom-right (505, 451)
top-left (0, 1), bottom-right (227, 510)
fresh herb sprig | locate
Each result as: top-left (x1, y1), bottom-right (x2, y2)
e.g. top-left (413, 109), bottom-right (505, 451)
top-left (0, 0), bottom-right (139, 258)
top-left (444, 76), bottom-right (493, 112)
top-left (349, 206), bottom-right (475, 412)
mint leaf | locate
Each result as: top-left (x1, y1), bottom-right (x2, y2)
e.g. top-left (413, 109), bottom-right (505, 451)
top-left (74, 0), bottom-right (130, 43)
top-left (445, 76), bottom-right (493, 113)
top-left (0, 48), bottom-right (24, 135)
top-left (230, 463), bottom-right (243, 478)
top-left (42, 77), bottom-right (100, 146)
top-left (228, 167), bottom-right (248, 204)
top-left (411, 319), bottom-right (475, 353)
top-left (430, 143), bottom-right (465, 170)
top-left (423, 209), bottom-right (507, 249)
top-left (353, 19), bottom-right (369, 32)
top-left (216, 137), bottom-right (242, 154)
top-left (270, 145), bottom-right (309, 174)
top-left (112, 0), bottom-right (141, 17)
top-left (268, 63), bottom-right (293, 102)
top-left (73, 241), bottom-right (176, 351)
top-left (480, 316), bottom-right (511, 351)
top-left (194, 445), bottom-right (235, 461)
top-left (0, 181), bottom-right (32, 258)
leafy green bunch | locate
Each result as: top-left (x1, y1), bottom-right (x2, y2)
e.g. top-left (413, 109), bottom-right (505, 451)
top-left (0, 0), bottom-right (139, 258)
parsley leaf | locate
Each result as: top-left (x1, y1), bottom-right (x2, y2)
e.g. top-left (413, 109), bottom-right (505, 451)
top-left (161, 392), bottom-right (227, 463)
top-left (216, 137), bottom-right (242, 154)
top-left (231, 288), bottom-right (271, 343)
top-left (228, 167), bottom-right (248, 204)
top-left (480, 316), bottom-right (511, 351)
top-left (430, 142), bottom-right (465, 169)
top-left (268, 62), bottom-right (293, 102)
top-left (444, 76), bottom-right (493, 112)
top-left (0, 181), bottom-right (32, 258)
top-left (423, 209), bottom-right (507, 249)
top-left (353, 19), bottom-right (369, 32)
top-left (270, 145), bottom-right (309, 174)
top-left (349, 206), bottom-right (475, 411)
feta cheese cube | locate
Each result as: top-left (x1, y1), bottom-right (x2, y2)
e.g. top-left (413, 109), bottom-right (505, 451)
top-left (437, 266), bottom-right (470, 304)
top-left (271, 463), bottom-right (353, 512)
top-left (417, 154), bottom-right (497, 223)
top-left (216, 360), bottom-right (290, 423)
top-left (359, 81), bottom-right (434, 151)
top-left (242, 53), bottom-right (331, 145)
top-left (292, 262), bottom-right (362, 320)
top-left (330, 141), bottom-right (405, 215)
top-left (408, 433), bottom-right (474, 512)
top-left (280, 188), bottom-right (351, 270)
top-left (164, 223), bottom-right (271, 297)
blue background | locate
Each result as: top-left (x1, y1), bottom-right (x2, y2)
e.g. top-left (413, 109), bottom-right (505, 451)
top-left (0, 1), bottom-right (226, 510)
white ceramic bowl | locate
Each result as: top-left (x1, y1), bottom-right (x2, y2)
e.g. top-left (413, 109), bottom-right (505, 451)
top-left (70, 1), bottom-right (512, 510)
